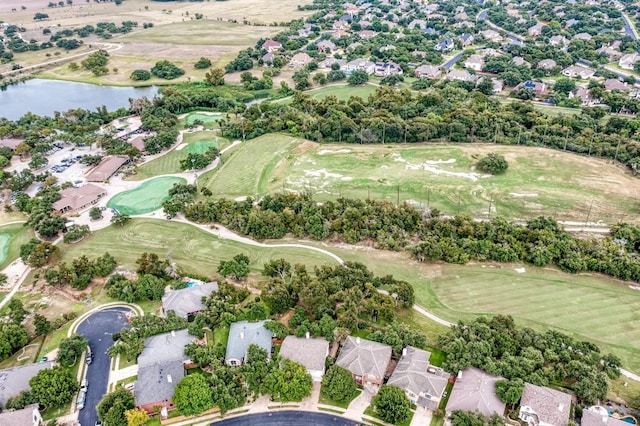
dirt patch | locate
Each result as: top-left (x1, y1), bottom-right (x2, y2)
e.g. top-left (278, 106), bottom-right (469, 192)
top-left (292, 140), bottom-right (319, 156)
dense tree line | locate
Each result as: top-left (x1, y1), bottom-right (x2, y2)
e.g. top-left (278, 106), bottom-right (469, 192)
top-left (217, 86), bottom-right (640, 172)
top-left (174, 192), bottom-right (640, 283)
top-left (439, 315), bottom-right (620, 404)
top-left (43, 252), bottom-right (117, 290)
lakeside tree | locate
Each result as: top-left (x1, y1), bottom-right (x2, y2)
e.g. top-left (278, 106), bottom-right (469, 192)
top-left (130, 69), bottom-right (151, 81)
top-left (151, 60), bottom-right (185, 80)
top-left (29, 367), bottom-right (79, 408)
top-left (371, 385), bottom-right (411, 425)
top-left (194, 57), bottom-right (212, 69)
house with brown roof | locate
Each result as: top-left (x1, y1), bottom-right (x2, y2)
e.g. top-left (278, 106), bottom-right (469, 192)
top-left (262, 39), bottom-right (283, 52)
top-left (581, 408), bottom-right (630, 426)
top-left (51, 184), bottom-right (107, 214)
top-left (289, 52), bottom-right (313, 68)
top-left (279, 335), bottom-right (329, 381)
top-left (536, 59), bottom-right (557, 70)
top-left (85, 155), bottom-right (130, 182)
top-left (129, 135), bottom-right (146, 152)
top-left (569, 87), bottom-right (600, 105)
top-left (0, 138), bottom-right (24, 150)
top-left (415, 64), bottom-right (441, 79)
top-left (527, 23), bottom-right (544, 37)
top-left (358, 30), bottom-right (377, 39)
top-left (604, 79), bottom-right (630, 92)
top-left (336, 336), bottom-right (392, 389)
top-left (518, 383), bottom-right (572, 426)
top-left (517, 81), bottom-right (549, 97)
top-left (387, 346), bottom-right (450, 410)
top-left (0, 404), bottom-right (42, 426)
top-left (479, 29), bottom-right (502, 42)
top-left (446, 367), bottom-right (506, 418)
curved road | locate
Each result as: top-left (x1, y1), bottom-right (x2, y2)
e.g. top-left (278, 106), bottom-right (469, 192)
top-left (212, 411), bottom-right (364, 426)
top-left (76, 307), bottom-right (133, 426)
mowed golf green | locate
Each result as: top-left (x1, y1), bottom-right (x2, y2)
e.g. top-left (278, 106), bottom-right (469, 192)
top-left (132, 133), bottom-right (229, 180)
top-left (0, 223), bottom-right (33, 269)
top-left (184, 113), bottom-right (224, 126)
top-left (107, 177), bottom-right (186, 215)
top-left (60, 219), bottom-right (338, 277)
top-left (203, 138), bottom-right (640, 223)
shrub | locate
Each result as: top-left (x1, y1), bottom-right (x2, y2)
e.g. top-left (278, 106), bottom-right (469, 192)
top-left (130, 69), bottom-right (151, 81)
top-left (476, 153), bottom-right (508, 174)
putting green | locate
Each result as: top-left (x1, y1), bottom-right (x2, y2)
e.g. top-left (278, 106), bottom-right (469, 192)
top-left (184, 140), bottom-right (218, 154)
top-left (185, 113), bottom-right (223, 125)
top-left (107, 177), bottom-right (186, 215)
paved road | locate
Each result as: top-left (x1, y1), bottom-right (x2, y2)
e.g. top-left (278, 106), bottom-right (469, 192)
top-left (212, 411), bottom-right (364, 426)
top-left (76, 307), bottom-right (132, 426)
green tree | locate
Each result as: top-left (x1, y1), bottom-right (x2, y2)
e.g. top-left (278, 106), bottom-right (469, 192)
top-left (496, 378), bottom-right (524, 404)
top-left (173, 373), bottom-right (214, 415)
top-left (195, 57), bottom-right (212, 69)
top-left (321, 365), bottom-right (357, 402)
top-left (347, 69), bottom-right (369, 85)
top-left (97, 388), bottom-right (135, 426)
top-left (89, 207), bottom-right (103, 220)
top-left (477, 77), bottom-right (495, 96)
top-left (34, 313), bottom-right (51, 335)
top-left (554, 77), bottom-right (576, 95)
top-left (476, 153), bottom-right (508, 175)
top-left (263, 358), bottom-right (313, 402)
top-left (372, 385), bottom-right (411, 425)
top-left (205, 67), bottom-right (225, 86)
top-left (110, 214), bottom-right (131, 227)
top-left (8, 298), bottom-right (27, 324)
top-left (29, 367), bottom-right (79, 408)
top-left (218, 254), bottom-right (250, 281)
top-left (130, 70), bottom-right (151, 81)
top-left (151, 60), bottom-right (185, 80)
top-left (57, 334), bottom-right (88, 367)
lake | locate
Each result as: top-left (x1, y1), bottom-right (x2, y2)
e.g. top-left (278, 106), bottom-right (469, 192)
top-left (0, 79), bottom-right (159, 120)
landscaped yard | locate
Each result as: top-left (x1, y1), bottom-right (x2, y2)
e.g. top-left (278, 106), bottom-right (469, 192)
top-left (202, 137), bottom-right (640, 223)
top-left (59, 219), bottom-right (339, 278)
top-left (107, 176), bottom-right (186, 215)
top-left (132, 133), bottom-right (230, 180)
top-left (319, 389), bottom-right (360, 410)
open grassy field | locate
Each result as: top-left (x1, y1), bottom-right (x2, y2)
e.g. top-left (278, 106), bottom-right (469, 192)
top-left (199, 138), bottom-right (640, 223)
top-left (199, 133), bottom-right (301, 199)
top-left (60, 219), bottom-right (338, 277)
top-left (131, 132), bottom-right (229, 180)
top-left (0, 223), bottom-right (34, 269)
top-left (276, 84), bottom-right (380, 104)
top-left (184, 112), bottom-right (225, 127)
top-left (107, 176), bottom-right (185, 215)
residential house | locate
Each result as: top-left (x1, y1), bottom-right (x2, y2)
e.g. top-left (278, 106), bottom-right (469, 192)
top-left (536, 59), bottom-right (557, 70)
top-left (160, 282), bottom-right (219, 319)
top-left (435, 39), bottom-right (454, 52)
top-left (0, 362), bottom-right (54, 406)
top-left (387, 346), bottom-right (449, 410)
top-left (262, 39), bottom-right (282, 52)
top-left (0, 138), bottom-right (24, 150)
top-left (581, 408), bottom-right (630, 426)
top-left (317, 40), bottom-right (336, 53)
top-left (412, 50), bottom-right (427, 58)
top-left (358, 30), bottom-right (377, 39)
top-left (346, 58), bottom-right (376, 75)
top-left (375, 61), bottom-right (403, 77)
top-left (135, 329), bottom-right (196, 414)
top-left (289, 52), bottom-right (312, 68)
top-left (483, 48), bottom-right (502, 57)
top-left (562, 65), bottom-right (595, 79)
top-left (225, 320), bottom-right (273, 366)
top-left (279, 335), bottom-right (329, 381)
top-left (573, 32), bottom-right (592, 41)
top-left (51, 184), bottom-right (107, 214)
top-left (336, 336), bottom-right (392, 389)
top-left (423, 27), bottom-right (439, 36)
top-left (446, 69), bottom-right (474, 82)
top-left (527, 23), bottom-right (544, 37)
top-left (479, 29), bottom-right (502, 42)
top-left (345, 4), bottom-right (360, 16)
top-left (453, 21), bottom-right (475, 29)
top-left (518, 80), bottom-right (549, 96)
top-left (464, 54), bottom-right (485, 71)
top-left (262, 52), bottom-right (275, 64)
top-left (85, 155), bottom-right (129, 182)
top-left (518, 383), bottom-right (572, 426)
top-left (333, 29), bottom-right (351, 39)
top-left (596, 46), bottom-right (622, 60)
top-left (619, 53), bottom-right (639, 70)
top-left (408, 19), bottom-right (427, 30)
top-left (549, 35), bottom-right (569, 47)
top-left (569, 87), bottom-right (600, 106)
top-left (446, 367), bottom-right (506, 418)
top-left (415, 64), bottom-right (442, 79)
top-left (128, 135), bottom-right (146, 152)
top-left (604, 78), bottom-right (630, 92)
top-left (333, 19), bottom-right (349, 30)
top-left (459, 33), bottom-right (474, 46)
top-left (513, 56), bottom-right (531, 68)
top-left (491, 78), bottom-right (505, 93)
top-left (565, 18), bottom-right (580, 27)
top-left (318, 58), bottom-right (346, 70)
top-left (454, 12), bottom-right (468, 21)
top-left (379, 44), bottom-right (396, 52)
top-left (0, 404), bottom-right (43, 426)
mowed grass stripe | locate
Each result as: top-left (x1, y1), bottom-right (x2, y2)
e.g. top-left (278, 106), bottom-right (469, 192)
top-left (0, 223), bottom-right (33, 269)
top-left (107, 177), bottom-right (186, 215)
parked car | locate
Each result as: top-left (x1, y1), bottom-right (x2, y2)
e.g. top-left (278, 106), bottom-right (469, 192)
top-left (81, 378), bottom-right (88, 391)
top-left (38, 356), bottom-right (48, 363)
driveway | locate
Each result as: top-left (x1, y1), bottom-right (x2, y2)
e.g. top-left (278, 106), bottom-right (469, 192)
top-left (76, 307), bottom-right (133, 426)
top-left (344, 389), bottom-right (372, 422)
top-left (411, 405), bottom-right (433, 426)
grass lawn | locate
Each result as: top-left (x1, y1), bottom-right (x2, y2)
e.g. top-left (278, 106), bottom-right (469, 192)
top-left (424, 263), bottom-right (640, 373)
top-left (307, 84), bottom-right (378, 102)
top-left (364, 404), bottom-right (414, 426)
top-left (214, 326), bottom-right (230, 347)
top-left (206, 137), bottom-right (640, 223)
top-left (0, 222), bottom-right (34, 269)
top-left (107, 176), bottom-right (186, 215)
top-left (319, 388), bottom-right (360, 410)
top-left (132, 133), bottom-right (230, 180)
top-left (184, 112), bottom-right (225, 126)
top-left (59, 219), bottom-right (339, 278)
top-left (200, 133), bottom-right (301, 198)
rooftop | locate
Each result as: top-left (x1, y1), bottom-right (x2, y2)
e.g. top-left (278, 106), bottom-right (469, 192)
top-left (0, 362), bottom-right (54, 405)
top-left (138, 329), bottom-right (195, 367)
top-left (161, 282), bottom-right (218, 319)
top-left (387, 346), bottom-right (449, 405)
top-left (226, 320), bottom-right (273, 362)
top-left (135, 358), bottom-right (185, 406)
top-left (335, 336), bottom-right (392, 380)
top-left (581, 408), bottom-right (630, 426)
top-left (0, 404), bottom-right (41, 426)
top-left (85, 155), bottom-right (129, 182)
top-left (279, 335), bottom-right (329, 372)
top-left (51, 184), bottom-right (107, 212)
top-left (446, 367), bottom-right (506, 418)
top-left (520, 383), bottom-right (572, 426)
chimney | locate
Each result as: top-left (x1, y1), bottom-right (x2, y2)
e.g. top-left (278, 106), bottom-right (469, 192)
top-left (306, 331), bottom-right (310, 339)
top-left (402, 347), bottom-right (407, 357)
top-left (240, 331), bottom-right (244, 339)
top-left (356, 337), bottom-right (361, 344)
top-left (171, 330), bottom-right (176, 337)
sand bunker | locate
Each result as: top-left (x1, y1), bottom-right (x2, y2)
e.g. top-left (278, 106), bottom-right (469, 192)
top-left (318, 149), bottom-right (352, 155)
top-left (510, 193), bottom-right (538, 197)
top-left (391, 154), bottom-right (489, 181)
top-left (175, 143), bottom-right (188, 151)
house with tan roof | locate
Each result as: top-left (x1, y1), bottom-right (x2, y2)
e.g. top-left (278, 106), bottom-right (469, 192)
top-left (161, 282), bottom-right (218, 319)
top-left (604, 79), bottom-right (630, 92)
top-left (415, 64), bottom-right (441, 79)
top-left (549, 35), bottom-right (569, 47)
top-left (518, 383), bottom-right (572, 426)
top-left (289, 52), bottom-right (313, 68)
top-left (279, 335), bottom-right (329, 381)
top-left (536, 59), bottom-right (557, 70)
top-left (446, 69), bottom-right (474, 82)
top-left (0, 138), bottom-right (24, 150)
top-left (0, 404), bottom-right (42, 426)
top-left (464, 55), bottom-right (485, 72)
top-left (262, 39), bottom-right (283, 52)
top-left (446, 367), bottom-right (506, 418)
top-left (51, 184), bottom-right (107, 214)
top-left (85, 155), bottom-right (130, 182)
top-left (527, 23), bottom-right (544, 37)
top-left (619, 53), bottom-right (639, 70)
top-left (387, 346), bottom-right (450, 410)
top-left (562, 65), bottom-right (595, 79)
top-left (336, 336), bottom-right (392, 389)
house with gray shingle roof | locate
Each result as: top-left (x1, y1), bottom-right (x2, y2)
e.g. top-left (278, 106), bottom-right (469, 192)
top-left (335, 336), bottom-right (391, 389)
top-left (519, 383), bottom-right (572, 426)
top-left (387, 346), bottom-right (450, 410)
top-left (160, 282), bottom-right (218, 319)
top-left (0, 404), bottom-right (42, 426)
top-left (225, 320), bottom-right (273, 366)
top-left (279, 335), bottom-right (329, 381)
top-left (581, 407), bottom-right (630, 426)
top-left (446, 367), bottom-right (506, 417)
top-left (0, 362), bottom-right (54, 406)
top-left (135, 329), bottom-right (196, 414)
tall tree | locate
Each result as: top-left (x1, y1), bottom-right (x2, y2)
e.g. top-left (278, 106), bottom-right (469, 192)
top-left (30, 367), bottom-right (79, 408)
top-left (97, 388), bottom-right (135, 426)
top-left (173, 373), bottom-right (214, 416)
top-left (371, 385), bottom-right (411, 425)
top-left (321, 365), bottom-right (357, 402)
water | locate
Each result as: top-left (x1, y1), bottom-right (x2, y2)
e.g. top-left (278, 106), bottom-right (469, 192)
top-left (0, 79), bottom-right (159, 120)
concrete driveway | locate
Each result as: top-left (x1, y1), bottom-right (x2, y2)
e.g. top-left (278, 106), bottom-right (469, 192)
top-left (76, 307), bottom-right (133, 426)
top-left (411, 405), bottom-right (433, 426)
top-left (344, 389), bottom-right (371, 422)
